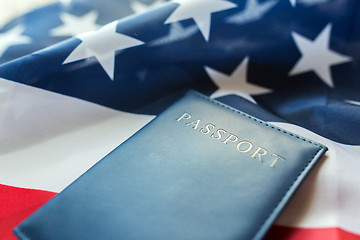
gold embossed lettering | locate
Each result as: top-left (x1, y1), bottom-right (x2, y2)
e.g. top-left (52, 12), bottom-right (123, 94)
top-left (222, 133), bottom-right (239, 144)
top-left (250, 147), bottom-right (267, 161)
top-left (211, 129), bottom-right (227, 140)
top-left (199, 123), bottom-right (215, 135)
top-left (236, 141), bottom-right (253, 152)
top-left (186, 119), bottom-right (200, 129)
top-left (269, 154), bottom-right (286, 168)
top-left (176, 112), bottom-right (191, 122)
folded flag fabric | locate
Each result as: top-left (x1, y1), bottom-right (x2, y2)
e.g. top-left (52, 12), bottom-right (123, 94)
top-left (0, 0), bottom-right (359, 239)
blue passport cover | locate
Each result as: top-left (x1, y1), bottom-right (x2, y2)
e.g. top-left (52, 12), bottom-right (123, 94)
top-left (14, 91), bottom-right (327, 240)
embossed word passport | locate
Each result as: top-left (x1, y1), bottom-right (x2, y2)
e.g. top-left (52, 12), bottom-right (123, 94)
top-left (14, 91), bottom-right (327, 240)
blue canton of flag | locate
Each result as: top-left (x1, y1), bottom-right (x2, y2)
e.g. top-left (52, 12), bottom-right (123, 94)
top-left (0, 0), bottom-right (359, 240)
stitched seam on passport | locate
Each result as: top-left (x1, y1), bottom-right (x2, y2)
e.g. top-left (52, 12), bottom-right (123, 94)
top-left (13, 227), bottom-right (30, 240)
top-left (253, 147), bottom-right (324, 240)
top-left (191, 91), bottom-right (325, 239)
top-left (191, 91), bottom-right (323, 148)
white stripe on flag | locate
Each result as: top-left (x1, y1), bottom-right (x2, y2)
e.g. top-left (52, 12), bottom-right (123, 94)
top-left (0, 78), bottom-right (154, 192)
top-left (272, 122), bottom-right (360, 236)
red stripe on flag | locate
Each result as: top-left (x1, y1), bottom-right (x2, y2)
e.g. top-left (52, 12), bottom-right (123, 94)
top-left (1, 184), bottom-right (360, 240)
top-left (265, 225), bottom-right (360, 240)
top-left (0, 184), bottom-right (56, 240)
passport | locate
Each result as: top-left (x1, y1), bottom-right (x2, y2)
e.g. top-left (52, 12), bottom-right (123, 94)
top-left (14, 91), bottom-right (328, 240)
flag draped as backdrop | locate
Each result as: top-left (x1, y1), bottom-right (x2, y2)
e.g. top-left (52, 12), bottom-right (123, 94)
top-left (0, 0), bottom-right (359, 239)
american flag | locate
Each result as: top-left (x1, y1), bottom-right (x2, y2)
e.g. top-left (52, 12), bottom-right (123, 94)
top-left (0, 0), bottom-right (359, 239)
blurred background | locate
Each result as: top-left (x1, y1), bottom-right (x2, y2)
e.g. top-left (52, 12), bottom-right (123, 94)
top-left (0, 0), bottom-right (55, 27)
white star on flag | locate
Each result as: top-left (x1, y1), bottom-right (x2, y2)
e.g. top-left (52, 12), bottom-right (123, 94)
top-left (226, 0), bottom-right (278, 25)
top-left (289, 23), bottom-right (352, 88)
top-left (299, 0), bottom-right (328, 6)
top-left (290, 0), bottom-right (328, 6)
top-left (130, 0), bottom-right (167, 14)
top-left (51, 11), bottom-right (101, 37)
top-left (290, 0), bottom-right (296, 7)
top-left (0, 25), bottom-right (32, 57)
top-left (63, 21), bottom-right (144, 80)
top-left (345, 99), bottom-right (360, 106)
top-left (164, 0), bottom-right (237, 41)
top-left (205, 57), bottom-right (272, 103)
